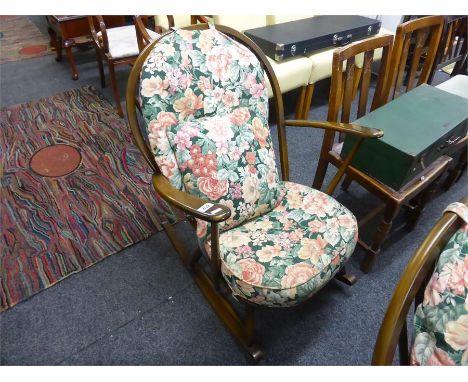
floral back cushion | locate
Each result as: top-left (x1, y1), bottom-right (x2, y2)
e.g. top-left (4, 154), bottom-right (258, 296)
top-left (410, 202), bottom-right (468, 366)
top-left (140, 26), bottom-right (269, 191)
top-left (166, 112), bottom-right (283, 240)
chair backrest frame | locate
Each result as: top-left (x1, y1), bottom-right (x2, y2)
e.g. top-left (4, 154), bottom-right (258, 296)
top-left (318, 34), bottom-right (394, 169)
top-left (386, 15), bottom-right (444, 100)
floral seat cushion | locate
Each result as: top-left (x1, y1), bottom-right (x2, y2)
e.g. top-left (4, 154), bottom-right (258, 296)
top-left (410, 202), bottom-right (468, 366)
top-left (206, 182), bottom-right (358, 307)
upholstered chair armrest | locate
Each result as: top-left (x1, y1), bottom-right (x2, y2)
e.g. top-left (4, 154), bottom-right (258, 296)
top-left (284, 120), bottom-right (383, 139)
top-left (152, 174), bottom-right (231, 223)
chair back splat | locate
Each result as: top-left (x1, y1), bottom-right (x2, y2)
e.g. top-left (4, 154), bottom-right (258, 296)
top-left (386, 15), bottom-right (444, 101)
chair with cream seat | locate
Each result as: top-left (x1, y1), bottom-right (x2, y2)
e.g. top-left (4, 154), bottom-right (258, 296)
top-left (88, 15), bottom-right (160, 116)
top-left (126, 23), bottom-right (384, 362)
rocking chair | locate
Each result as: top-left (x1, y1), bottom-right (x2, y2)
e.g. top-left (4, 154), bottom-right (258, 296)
top-left (126, 23), bottom-right (383, 362)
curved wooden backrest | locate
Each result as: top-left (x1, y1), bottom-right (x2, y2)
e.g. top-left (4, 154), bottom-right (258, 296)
top-left (125, 23), bottom-right (289, 180)
top-left (134, 15), bottom-right (174, 52)
top-left (386, 15), bottom-right (444, 100)
top-left (372, 196), bottom-right (468, 365)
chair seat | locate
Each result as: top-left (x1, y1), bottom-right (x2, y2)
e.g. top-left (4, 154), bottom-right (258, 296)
top-left (207, 181), bottom-right (357, 307)
top-left (98, 26), bottom-right (159, 59)
top-left (266, 56), bottom-right (312, 98)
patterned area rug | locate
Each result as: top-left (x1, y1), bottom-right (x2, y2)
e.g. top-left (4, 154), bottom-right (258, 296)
top-left (0, 86), bottom-right (178, 311)
top-left (0, 16), bottom-right (53, 64)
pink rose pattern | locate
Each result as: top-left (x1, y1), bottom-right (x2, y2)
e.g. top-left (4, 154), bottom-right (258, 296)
top-left (210, 182), bottom-right (357, 308)
top-left (411, 207), bottom-right (468, 365)
top-left (166, 113), bottom-right (282, 238)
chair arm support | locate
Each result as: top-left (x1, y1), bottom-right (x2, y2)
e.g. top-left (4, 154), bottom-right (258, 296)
top-left (152, 174), bottom-right (231, 223)
top-left (284, 119), bottom-right (384, 139)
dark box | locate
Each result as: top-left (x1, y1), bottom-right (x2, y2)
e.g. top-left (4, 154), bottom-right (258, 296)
top-left (341, 84), bottom-right (468, 190)
top-left (244, 15), bottom-right (381, 61)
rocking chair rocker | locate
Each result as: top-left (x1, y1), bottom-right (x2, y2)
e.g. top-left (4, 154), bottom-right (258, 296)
top-left (126, 23), bottom-right (383, 363)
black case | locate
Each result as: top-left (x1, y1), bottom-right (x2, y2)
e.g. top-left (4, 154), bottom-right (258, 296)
top-left (244, 15), bottom-right (382, 61)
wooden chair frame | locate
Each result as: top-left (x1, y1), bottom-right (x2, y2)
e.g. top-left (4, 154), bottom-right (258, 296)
top-left (312, 33), bottom-right (453, 272)
top-left (126, 23), bottom-right (383, 363)
top-left (88, 16), bottom-right (163, 117)
top-left (430, 16), bottom-right (467, 82)
top-left (386, 15), bottom-right (444, 101)
top-left (372, 196), bottom-right (468, 365)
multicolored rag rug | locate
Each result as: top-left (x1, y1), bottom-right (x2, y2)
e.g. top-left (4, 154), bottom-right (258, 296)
top-left (0, 16), bottom-right (53, 64)
top-left (0, 86), bottom-right (178, 311)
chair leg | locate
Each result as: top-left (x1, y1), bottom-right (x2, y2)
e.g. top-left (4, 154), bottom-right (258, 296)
top-left (334, 266), bottom-right (357, 285)
top-left (301, 83), bottom-right (315, 119)
top-left (361, 202), bottom-right (401, 273)
top-left (161, 221), bottom-right (264, 363)
top-left (108, 61), bottom-right (124, 117)
top-left (95, 48), bottom-right (106, 88)
top-left (312, 154), bottom-right (330, 191)
top-left (443, 147), bottom-right (467, 190)
top-left (341, 174), bottom-right (353, 191)
top-left (295, 86), bottom-right (306, 119)
top-left (406, 175), bottom-right (442, 232)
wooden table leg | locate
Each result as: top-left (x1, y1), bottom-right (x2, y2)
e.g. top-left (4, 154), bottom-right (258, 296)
top-left (361, 202), bottom-right (401, 273)
top-left (64, 39), bottom-right (78, 80)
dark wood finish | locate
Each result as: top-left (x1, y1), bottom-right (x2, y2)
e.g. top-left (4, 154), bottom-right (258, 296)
top-left (386, 16), bottom-right (444, 101)
top-left (46, 15), bottom-right (124, 80)
top-left (372, 197), bottom-right (468, 365)
top-left (430, 16), bottom-right (467, 82)
top-left (125, 23), bottom-right (381, 362)
top-left (88, 15), bottom-right (143, 117)
top-left (311, 33), bottom-right (454, 272)
top-left (314, 34), bottom-right (394, 191)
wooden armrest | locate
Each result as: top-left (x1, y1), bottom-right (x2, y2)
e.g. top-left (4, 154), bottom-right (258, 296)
top-left (152, 174), bottom-right (231, 223)
top-left (284, 120), bottom-right (384, 139)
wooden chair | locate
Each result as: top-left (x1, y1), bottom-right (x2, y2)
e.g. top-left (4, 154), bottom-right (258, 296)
top-left (430, 16), bottom-right (467, 81)
top-left (372, 196), bottom-right (468, 365)
top-left (134, 15), bottom-right (210, 52)
top-left (88, 16), bottom-right (160, 117)
top-left (126, 23), bottom-right (384, 362)
top-left (312, 34), bottom-right (453, 272)
top-left (386, 15), bottom-right (444, 101)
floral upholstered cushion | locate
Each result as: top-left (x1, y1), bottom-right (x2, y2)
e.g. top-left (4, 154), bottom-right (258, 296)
top-left (140, 26), bottom-right (269, 191)
top-left (410, 202), bottom-right (468, 366)
top-left (206, 182), bottom-right (358, 307)
top-left (165, 113), bottom-right (283, 238)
